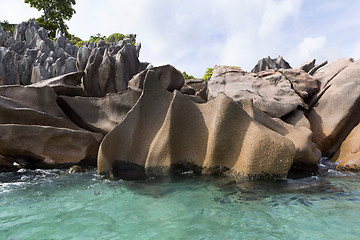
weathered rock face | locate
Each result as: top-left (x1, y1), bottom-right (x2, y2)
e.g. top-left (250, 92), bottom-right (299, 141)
top-left (0, 21), bottom-right (146, 97)
top-left (208, 66), bottom-right (319, 118)
top-left (251, 56), bottom-right (291, 73)
top-left (82, 43), bottom-right (143, 97)
top-left (0, 85), bottom-right (103, 166)
top-left (306, 58), bottom-right (360, 155)
top-left (333, 123), bottom-right (360, 171)
top-left (0, 20), bottom-right (80, 85)
top-left (98, 70), bottom-right (295, 180)
top-left (29, 71), bottom-right (85, 96)
top-left (58, 89), bottom-right (141, 134)
top-left (180, 78), bottom-right (208, 101)
top-left (128, 64), bottom-right (184, 92)
top-left (241, 99), bottom-right (321, 171)
top-left (0, 124), bottom-right (101, 165)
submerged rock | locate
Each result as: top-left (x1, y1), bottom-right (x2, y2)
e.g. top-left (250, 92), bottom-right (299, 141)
top-left (98, 70), bottom-right (295, 180)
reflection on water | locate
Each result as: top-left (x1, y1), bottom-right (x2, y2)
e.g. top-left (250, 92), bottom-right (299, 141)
top-left (1, 158), bottom-right (360, 239)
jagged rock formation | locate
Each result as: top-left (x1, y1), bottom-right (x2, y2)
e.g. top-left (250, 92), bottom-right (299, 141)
top-left (251, 56), bottom-right (291, 73)
top-left (306, 58), bottom-right (360, 156)
top-left (0, 20), bottom-right (78, 85)
top-left (81, 38), bottom-right (144, 97)
top-left (208, 66), bottom-right (319, 118)
top-left (0, 20), bottom-right (145, 98)
top-left (98, 70), bottom-right (295, 180)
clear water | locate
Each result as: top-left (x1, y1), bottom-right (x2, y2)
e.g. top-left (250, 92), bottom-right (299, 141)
top-left (1, 160), bottom-right (360, 240)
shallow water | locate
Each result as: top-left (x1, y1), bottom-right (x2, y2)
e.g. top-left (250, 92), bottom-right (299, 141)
top-left (1, 160), bottom-right (360, 240)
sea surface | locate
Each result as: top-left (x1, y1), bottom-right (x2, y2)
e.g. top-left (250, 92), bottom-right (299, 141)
top-left (1, 159), bottom-right (359, 240)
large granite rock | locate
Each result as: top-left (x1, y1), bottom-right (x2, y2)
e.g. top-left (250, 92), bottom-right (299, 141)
top-left (180, 78), bottom-right (208, 101)
top-left (333, 123), bottom-right (360, 171)
top-left (241, 99), bottom-right (321, 171)
top-left (208, 66), bottom-right (319, 118)
top-left (128, 64), bottom-right (184, 92)
top-left (98, 70), bottom-right (295, 180)
top-left (0, 85), bottom-right (103, 166)
top-left (58, 89), bottom-right (141, 134)
top-left (0, 124), bottom-right (101, 165)
top-left (306, 58), bottom-right (360, 155)
top-left (29, 71), bottom-right (85, 96)
top-left (251, 56), bottom-right (291, 73)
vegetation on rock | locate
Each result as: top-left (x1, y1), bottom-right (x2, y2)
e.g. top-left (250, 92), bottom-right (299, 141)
top-left (182, 71), bottom-right (194, 80)
top-left (24, 0), bottom-right (76, 38)
top-left (0, 20), bottom-right (16, 32)
top-left (203, 67), bottom-right (214, 83)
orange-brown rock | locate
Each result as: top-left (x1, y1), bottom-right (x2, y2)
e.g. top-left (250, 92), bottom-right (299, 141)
top-left (98, 70), bottom-right (295, 180)
top-left (333, 123), bottom-right (360, 171)
top-left (241, 99), bottom-right (321, 171)
top-left (307, 58), bottom-right (360, 155)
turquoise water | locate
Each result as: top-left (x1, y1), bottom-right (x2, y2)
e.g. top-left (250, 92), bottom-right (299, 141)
top-left (1, 160), bottom-right (360, 240)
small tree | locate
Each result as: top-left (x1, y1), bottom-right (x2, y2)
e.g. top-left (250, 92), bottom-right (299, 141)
top-left (203, 67), bottom-right (214, 83)
top-left (24, 0), bottom-right (76, 38)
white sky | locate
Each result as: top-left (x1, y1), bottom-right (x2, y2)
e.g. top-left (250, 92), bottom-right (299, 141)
top-left (1, 0), bottom-right (360, 77)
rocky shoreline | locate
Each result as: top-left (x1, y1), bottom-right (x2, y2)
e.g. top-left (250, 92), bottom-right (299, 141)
top-left (0, 21), bottom-right (359, 180)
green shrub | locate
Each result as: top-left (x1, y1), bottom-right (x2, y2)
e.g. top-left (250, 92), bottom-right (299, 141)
top-left (203, 67), bottom-right (214, 83)
top-left (106, 33), bottom-right (126, 43)
top-left (0, 20), bottom-right (16, 33)
top-left (182, 71), bottom-right (194, 80)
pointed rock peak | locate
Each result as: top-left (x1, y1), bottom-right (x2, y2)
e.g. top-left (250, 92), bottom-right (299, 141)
top-left (251, 55), bottom-right (292, 73)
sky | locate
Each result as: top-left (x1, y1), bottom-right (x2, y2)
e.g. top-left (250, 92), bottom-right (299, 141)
top-left (1, 0), bottom-right (360, 77)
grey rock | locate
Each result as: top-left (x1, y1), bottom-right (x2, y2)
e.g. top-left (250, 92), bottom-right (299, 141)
top-left (298, 59), bottom-right (316, 73)
top-left (37, 27), bottom-right (48, 41)
top-left (13, 22), bottom-right (26, 42)
top-left (308, 60), bottom-right (328, 76)
top-left (208, 66), bottom-right (306, 118)
top-left (31, 65), bottom-right (49, 83)
top-left (59, 57), bottom-right (77, 75)
top-left (10, 41), bottom-right (26, 54)
top-left (251, 56), bottom-right (291, 73)
top-left (128, 64), bottom-right (184, 92)
top-left (30, 71), bottom-right (85, 96)
top-left (76, 46), bottom-right (90, 71)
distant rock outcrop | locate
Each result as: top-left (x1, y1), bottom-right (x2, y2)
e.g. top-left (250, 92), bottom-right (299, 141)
top-left (208, 66), bottom-right (319, 118)
top-left (0, 20), bottom-right (146, 97)
top-left (251, 56), bottom-right (291, 73)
